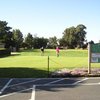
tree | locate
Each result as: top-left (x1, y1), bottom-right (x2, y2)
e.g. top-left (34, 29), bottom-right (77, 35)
top-left (35, 37), bottom-right (48, 48)
top-left (75, 24), bottom-right (87, 48)
top-left (24, 33), bottom-right (34, 49)
top-left (0, 20), bottom-right (12, 48)
top-left (62, 24), bottom-right (87, 49)
top-left (89, 40), bottom-right (94, 44)
top-left (12, 29), bottom-right (23, 51)
top-left (24, 33), bottom-right (48, 49)
top-left (21, 42), bottom-right (28, 50)
top-left (62, 26), bottom-right (77, 48)
top-left (33, 36), bottom-right (48, 49)
top-left (59, 38), bottom-right (66, 47)
top-left (48, 36), bottom-right (58, 48)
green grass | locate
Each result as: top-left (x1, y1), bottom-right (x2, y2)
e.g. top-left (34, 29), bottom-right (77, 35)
top-left (0, 49), bottom-right (100, 78)
top-left (20, 49), bottom-right (88, 57)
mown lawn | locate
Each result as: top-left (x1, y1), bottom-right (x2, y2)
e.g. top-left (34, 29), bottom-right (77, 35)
top-left (0, 49), bottom-right (100, 78)
top-left (20, 49), bottom-right (88, 57)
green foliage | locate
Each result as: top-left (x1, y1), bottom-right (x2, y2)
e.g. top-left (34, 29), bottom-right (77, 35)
top-left (62, 26), bottom-right (77, 48)
top-left (24, 34), bottom-right (48, 49)
top-left (21, 42), bottom-right (29, 49)
top-left (0, 49), bottom-right (11, 57)
top-left (0, 20), bottom-right (12, 48)
top-left (75, 24), bottom-right (87, 48)
top-left (0, 20), bottom-right (88, 52)
top-left (0, 21), bottom-right (12, 39)
top-left (24, 33), bottom-right (34, 49)
top-left (48, 36), bottom-right (58, 48)
top-left (62, 24), bottom-right (87, 48)
top-left (12, 29), bottom-right (23, 51)
top-left (33, 37), bottom-right (48, 48)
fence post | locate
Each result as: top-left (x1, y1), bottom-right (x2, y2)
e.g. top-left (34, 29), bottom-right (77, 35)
top-left (88, 43), bottom-right (91, 74)
top-left (47, 56), bottom-right (50, 77)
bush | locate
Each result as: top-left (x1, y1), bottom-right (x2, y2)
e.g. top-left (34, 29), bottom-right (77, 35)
top-left (0, 49), bottom-right (11, 57)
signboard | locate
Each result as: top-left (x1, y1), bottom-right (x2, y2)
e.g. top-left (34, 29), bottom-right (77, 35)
top-left (91, 43), bottom-right (100, 63)
top-left (88, 43), bottom-right (100, 74)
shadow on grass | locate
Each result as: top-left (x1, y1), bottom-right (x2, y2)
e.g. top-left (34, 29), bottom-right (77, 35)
top-left (0, 67), bottom-right (49, 78)
top-left (0, 53), bottom-right (20, 58)
top-left (0, 54), bottom-right (11, 58)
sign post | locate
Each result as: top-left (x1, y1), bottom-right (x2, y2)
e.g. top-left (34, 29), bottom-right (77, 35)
top-left (47, 56), bottom-right (50, 77)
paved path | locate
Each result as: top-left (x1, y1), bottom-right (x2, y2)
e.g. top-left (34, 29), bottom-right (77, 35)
top-left (0, 77), bottom-right (100, 100)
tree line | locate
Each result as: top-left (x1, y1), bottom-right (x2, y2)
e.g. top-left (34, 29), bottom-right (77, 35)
top-left (0, 20), bottom-right (93, 51)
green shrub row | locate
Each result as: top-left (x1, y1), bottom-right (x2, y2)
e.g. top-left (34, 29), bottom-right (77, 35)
top-left (0, 49), bottom-right (11, 57)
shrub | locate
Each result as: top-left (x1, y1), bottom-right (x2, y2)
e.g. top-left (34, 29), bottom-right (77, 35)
top-left (0, 49), bottom-right (11, 57)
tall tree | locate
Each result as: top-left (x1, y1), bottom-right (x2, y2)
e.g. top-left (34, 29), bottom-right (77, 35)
top-left (62, 24), bottom-right (87, 48)
top-left (0, 20), bottom-right (12, 48)
top-left (33, 36), bottom-right (48, 49)
top-left (48, 36), bottom-right (58, 49)
top-left (24, 33), bottom-right (34, 49)
top-left (62, 26), bottom-right (77, 48)
top-left (24, 34), bottom-right (48, 49)
top-left (75, 24), bottom-right (87, 48)
top-left (12, 29), bottom-right (23, 51)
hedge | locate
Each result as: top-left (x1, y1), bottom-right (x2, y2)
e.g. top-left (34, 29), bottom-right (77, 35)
top-left (0, 49), bottom-right (11, 57)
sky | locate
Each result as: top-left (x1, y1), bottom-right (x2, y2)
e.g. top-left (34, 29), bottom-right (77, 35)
top-left (0, 0), bottom-right (100, 42)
